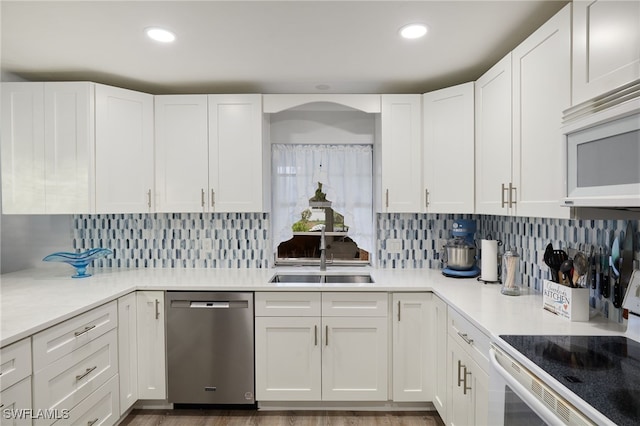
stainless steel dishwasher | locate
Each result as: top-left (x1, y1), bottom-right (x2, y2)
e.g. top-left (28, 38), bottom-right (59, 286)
top-left (166, 291), bottom-right (254, 405)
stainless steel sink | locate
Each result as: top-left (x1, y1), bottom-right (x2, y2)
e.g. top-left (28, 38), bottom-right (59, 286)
top-left (323, 274), bottom-right (374, 283)
top-left (269, 274), bottom-right (373, 284)
top-left (269, 274), bottom-right (322, 283)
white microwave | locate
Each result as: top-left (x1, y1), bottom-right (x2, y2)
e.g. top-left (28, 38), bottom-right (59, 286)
top-left (563, 94), bottom-right (640, 208)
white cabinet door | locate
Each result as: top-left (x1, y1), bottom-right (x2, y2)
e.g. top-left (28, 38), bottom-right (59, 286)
top-left (44, 82), bottom-right (94, 214)
top-left (322, 316), bottom-right (388, 401)
top-left (572, 0), bottom-right (640, 105)
top-left (255, 316), bottom-right (321, 401)
top-left (0, 377), bottom-right (32, 426)
top-left (208, 94), bottom-right (263, 212)
top-left (475, 54), bottom-right (512, 215)
top-left (95, 84), bottom-right (154, 213)
top-left (432, 295), bottom-right (448, 422)
top-left (423, 83), bottom-right (475, 213)
top-left (117, 292), bottom-right (138, 414)
top-left (380, 94), bottom-right (422, 212)
top-left (1, 82), bottom-right (46, 213)
top-left (447, 336), bottom-right (472, 426)
top-left (512, 4), bottom-right (571, 219)
top-left (392, 293), bottom-right (433, 402)
top-left (136, 291), bottom-right (166, 400)
top-left (155, 95), bottom-right (209, 213)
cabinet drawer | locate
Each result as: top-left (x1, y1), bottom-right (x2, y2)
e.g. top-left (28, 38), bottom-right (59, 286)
top-left (33, 301), bottom-right (117, 372)
top-left (447, 306), bottom-right (490, 372)
top-left (63, 374), bottom-right (119, 426)
top-left (0, 377), bottom-right (32, 425)
top-left (0, 338), bottom-right (31, 391)
top-left (322, 293), bottom-right (388, 317)
top-left (33, 329), bottom-right (118, 424)
top-left (255, 292), bottom-right (321, 317)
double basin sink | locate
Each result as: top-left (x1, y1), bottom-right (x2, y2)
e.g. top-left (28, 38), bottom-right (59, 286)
top-left (270, 274), bottom-right (374, 284)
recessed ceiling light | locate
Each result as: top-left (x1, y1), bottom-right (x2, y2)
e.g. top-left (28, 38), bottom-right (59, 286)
top-left (145, 27), bottom-right (176, 43)
top-left (315, 84), bottom-right (331, 91)
top-left (399, 24), bottom-right (428, 39)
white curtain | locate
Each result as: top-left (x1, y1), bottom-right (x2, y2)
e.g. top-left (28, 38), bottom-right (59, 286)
top-left (272, 144), bottom-right (373, 255)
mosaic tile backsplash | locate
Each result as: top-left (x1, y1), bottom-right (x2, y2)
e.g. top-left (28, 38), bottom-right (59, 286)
top-left (377, 213), bottom-right (640, 322)
top-left (73, 213), bottom-right (270, 268)
top-left (72, 211), bottom-right (638, 322)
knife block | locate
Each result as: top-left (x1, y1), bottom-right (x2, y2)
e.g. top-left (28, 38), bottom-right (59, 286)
top-left (542, 280), bottom-right (589, 321)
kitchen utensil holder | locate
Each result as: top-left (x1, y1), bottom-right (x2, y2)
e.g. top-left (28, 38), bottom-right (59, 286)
top-left (542, 279), bottom-right (589, 321)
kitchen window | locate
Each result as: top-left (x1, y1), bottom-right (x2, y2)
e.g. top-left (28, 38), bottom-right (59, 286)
top-left (272, 144), bottom-right (373, 265)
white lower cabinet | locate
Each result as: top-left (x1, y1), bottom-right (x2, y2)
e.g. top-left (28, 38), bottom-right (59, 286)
top-left (117, 293), bottom-right (138, 414)
top-left (0, 377), bottom-right (32, 426)
top-left (255, 316), bottom-right (322, 401)
top-left (392, 293), bottom-right (433, 402)
top-left (63, 374), bottom-right (119, 426)
top-left (447, 337), bottom-right (488, 426)
top-left (446, 307), bottom-right (489, 426)
top-left (136, 291), bottom-right (166, 400)
top-left (33, 329), bottom-right (118, 426)
top-left (255, 292), bottom-right (388, 402)
top-left (432, 295), bottom-right (449, 422)
top-left (322, 316), bottom-right (388, 401)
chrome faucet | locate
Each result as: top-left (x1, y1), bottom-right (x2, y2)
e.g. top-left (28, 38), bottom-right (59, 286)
top-left (320, 225), bottom-right (327, 271)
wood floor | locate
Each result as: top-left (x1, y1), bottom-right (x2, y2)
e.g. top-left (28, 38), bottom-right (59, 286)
top-left (120, 409), bottom-right (445, 426)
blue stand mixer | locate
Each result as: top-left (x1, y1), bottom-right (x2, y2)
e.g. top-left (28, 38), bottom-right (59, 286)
top-left (442, 219), bottom-right (481, 278)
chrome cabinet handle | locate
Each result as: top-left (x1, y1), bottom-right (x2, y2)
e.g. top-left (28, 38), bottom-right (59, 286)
top-left (76, 366), bottom-right (97, 381)
top-left (501, 183), bottom-right (508, 208)
top-left (325, 325), bottom-right (329, 346)
top-left (397, 301), bottom-right (401, 321)
top-left (457, 331), bottom-right (474, 345)
top-left (463, 367), bottom-right (472, 395)
top-left (509, 182), bottom-right (517, 207)
top-left (201, 189), bottom-right (205, 207)
top-left (147, 189), bottom-right (152, 208)
top-left (74, 325), bottom-right (96, 337)
top-left (314, 325), bottom-right (318, 346)
top-left (211, 190), bottom-right (215, 208)
top-left (385, 189), bottom-right (389, 208)
top-left (87, 418), bottom-right (99, 426)
top-left (457, 360), bottom-right (464, 387)
top-left (155, 299), bottom-right (160, 319)
top-left (425, 188), bottom-right (430, 208)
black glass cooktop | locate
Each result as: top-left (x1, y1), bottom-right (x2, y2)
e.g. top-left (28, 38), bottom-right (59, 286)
top-left (500, 335), bottom-right (640, 426)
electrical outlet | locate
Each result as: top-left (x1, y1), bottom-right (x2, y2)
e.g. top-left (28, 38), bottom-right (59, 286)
top-left (202, 239), bottom-right (213, 250)
top-left (387, 239), bottom-right (402, 254)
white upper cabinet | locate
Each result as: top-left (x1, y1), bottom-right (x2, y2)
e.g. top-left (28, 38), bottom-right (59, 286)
top-left (1, 82), bottom-right (46, 213)
top-left (572, 0), bottom-right (640, 105)
top-left (95, 84), bottom-right (154, 213)
top-left (208, 94), bottom-right (264, 212)
top-left (423, 83), bottom-right (475, 213)
top-left (380, 94), bottom-right (422, 213)
top-left (475, 54), bottom-right (513, 216)
top-left (1, 82), bottom-right (94, 214)
top-left (512, 4), bottom-right (571, 219)
top-left (476, 4), bottom-right (571, 219)
top-left (155, 95), bottom-right (209, 212)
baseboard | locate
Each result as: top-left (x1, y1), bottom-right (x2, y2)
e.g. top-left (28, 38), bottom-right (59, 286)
top-left (257, 401), bottom-right (434, 411)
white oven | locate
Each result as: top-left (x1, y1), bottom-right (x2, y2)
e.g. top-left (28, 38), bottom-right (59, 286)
top-left (562, 82), bottom-right (640, 208)
top-left (488, 343), bottom-right (600, 426)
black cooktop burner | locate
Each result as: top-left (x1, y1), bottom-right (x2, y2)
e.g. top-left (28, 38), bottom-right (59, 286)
top-left (501, 335), bottom-right (640, 426)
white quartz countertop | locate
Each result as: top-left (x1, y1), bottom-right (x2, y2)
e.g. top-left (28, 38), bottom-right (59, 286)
top-left (0, 264), bottom-right (626, 347)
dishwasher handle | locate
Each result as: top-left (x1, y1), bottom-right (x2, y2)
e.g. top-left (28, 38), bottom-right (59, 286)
top-left (190, 301), bottom-right (230, 308)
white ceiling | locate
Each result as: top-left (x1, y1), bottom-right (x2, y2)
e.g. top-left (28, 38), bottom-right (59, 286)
top-left (1, 0), bottom-right (569, 95)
